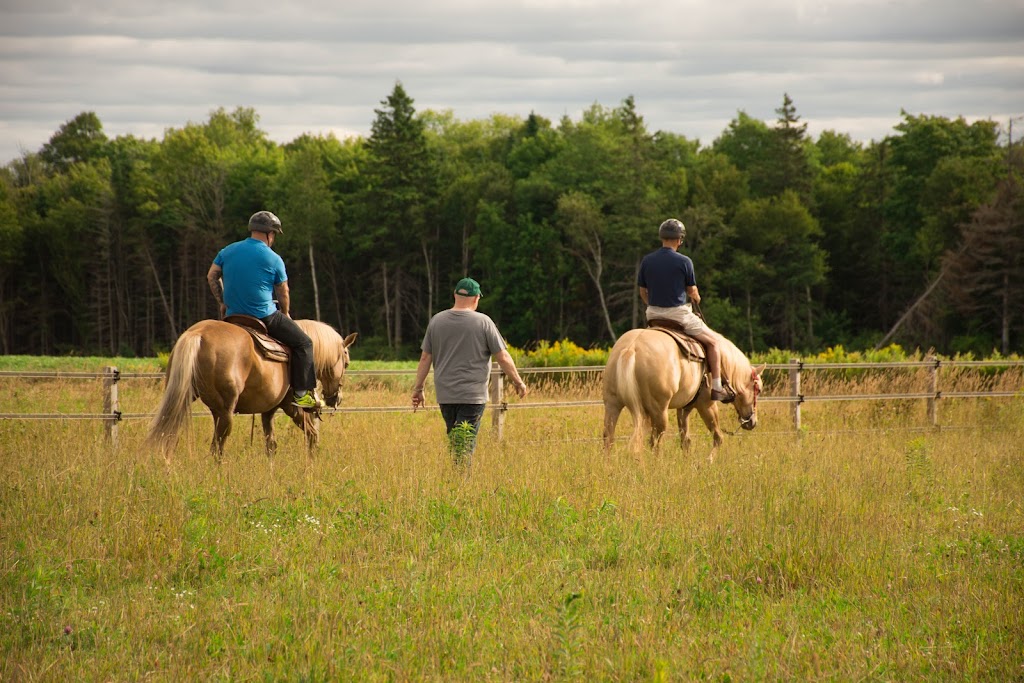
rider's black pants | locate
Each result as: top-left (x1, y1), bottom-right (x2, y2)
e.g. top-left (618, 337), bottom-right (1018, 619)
top-left (262, 311), bottom-right (316, 393)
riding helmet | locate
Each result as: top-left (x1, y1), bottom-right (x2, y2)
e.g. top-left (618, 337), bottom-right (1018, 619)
top-left (658, 218), bottom-right (685, 241)
top-left (249, 211), bottom-right (283, 234)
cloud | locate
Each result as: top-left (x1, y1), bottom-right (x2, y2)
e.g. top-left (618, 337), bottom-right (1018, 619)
top-left (1, 0), bottom-right (1022, 161)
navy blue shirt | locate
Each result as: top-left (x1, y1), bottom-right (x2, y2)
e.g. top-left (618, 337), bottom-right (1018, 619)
top-left (637, 247), bottom-right (696, 307)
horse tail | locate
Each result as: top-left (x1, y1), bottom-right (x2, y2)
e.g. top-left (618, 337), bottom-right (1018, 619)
top-left (616, 344), bottom-right (646, 454)
top-left (145, 331), bottom-right (202, 456)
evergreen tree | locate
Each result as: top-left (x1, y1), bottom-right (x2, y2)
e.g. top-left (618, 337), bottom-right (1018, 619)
top-left (768, 93), bottom-right (813, 201)
top-left (0, 175), bottom-right (24, 353)
top-left (361, 82), bottom-right (437, 350)
top-left (944, 176), bottom-right (1024, 354)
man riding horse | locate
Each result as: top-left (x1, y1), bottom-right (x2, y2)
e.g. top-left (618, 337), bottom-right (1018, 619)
top-left (206, 210), bottom-right (321, 410)
top-left (637, 218), bottom-right (733, 403)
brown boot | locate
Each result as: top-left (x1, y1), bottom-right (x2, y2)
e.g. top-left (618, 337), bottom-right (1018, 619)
top-left (710, 387), bottom-right (735, 404)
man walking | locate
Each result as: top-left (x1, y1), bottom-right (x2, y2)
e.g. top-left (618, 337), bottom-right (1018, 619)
top-left (638, 218), bottom-right (732, 403)
top-left (206, 210), bottom-right (321, 410)
top-left (411, 277), bottom-right (528, 464)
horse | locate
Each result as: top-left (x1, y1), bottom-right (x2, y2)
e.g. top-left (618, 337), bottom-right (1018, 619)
top-left (602, 328), bottom-right (764, 462)
top-left (145, 319), bottom-right (357, 460)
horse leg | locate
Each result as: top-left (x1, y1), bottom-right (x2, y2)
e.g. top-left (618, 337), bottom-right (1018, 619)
top-left (278, 404), bottom-right (318, 456)
top-left (603, 402), bottom-right (624, 453)
top-left (211, 412), bottom-right (232, 462)
top-left (649, 409), bottom-right (669, 453)
top-left (261, 411), bottom-right (277, 458)
top-left (677, 407), bottom-right (694, 453)
top-left (303, 410), bottom-right (319, 455)
top-left (695, 402), bottom-right (724, 464)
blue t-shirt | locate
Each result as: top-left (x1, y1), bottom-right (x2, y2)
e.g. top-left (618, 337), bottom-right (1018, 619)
top-left (212, 238), bottom-right (287, 318)
top-left (637, 247), bottom-right (696, 307)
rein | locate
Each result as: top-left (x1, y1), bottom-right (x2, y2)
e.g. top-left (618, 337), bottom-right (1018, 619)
top-left (692, 299), bottom-right (707, 323)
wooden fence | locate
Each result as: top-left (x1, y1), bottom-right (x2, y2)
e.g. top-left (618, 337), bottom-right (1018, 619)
top-left (1, 358), bottom-right (1022, 446)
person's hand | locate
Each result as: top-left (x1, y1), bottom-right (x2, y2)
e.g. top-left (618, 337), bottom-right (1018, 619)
top-left (219, 303), bottom-right (227, 319)
top-left (513, 380), bottom-right (527, 398)
top-left (411, 387), bottom-right (425, 411)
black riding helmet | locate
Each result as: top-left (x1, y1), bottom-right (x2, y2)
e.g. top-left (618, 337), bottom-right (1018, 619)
top-left (658, 218), bottom-right (685, 241)
top-left (249, 210), bottom-right (283, 234)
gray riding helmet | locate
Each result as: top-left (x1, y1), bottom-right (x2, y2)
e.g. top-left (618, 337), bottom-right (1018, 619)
top-left (249, 210), bottom-right (283, 234)
top-left (658, 218), bottom-right (685, 240)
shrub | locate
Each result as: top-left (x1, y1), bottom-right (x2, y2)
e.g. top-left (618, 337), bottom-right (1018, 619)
top-left (508, 339), bottom-right (609, 368)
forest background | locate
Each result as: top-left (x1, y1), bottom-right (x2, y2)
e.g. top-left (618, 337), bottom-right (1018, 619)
top-left (1, 84), bottom-right (1021, 360)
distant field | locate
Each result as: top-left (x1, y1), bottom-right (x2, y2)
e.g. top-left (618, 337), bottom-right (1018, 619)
top-left (1, 360), bottom-right (1022, 680)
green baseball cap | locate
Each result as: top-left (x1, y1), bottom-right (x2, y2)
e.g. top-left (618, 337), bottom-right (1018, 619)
top-left (454, 277), bottom-right (482, 297)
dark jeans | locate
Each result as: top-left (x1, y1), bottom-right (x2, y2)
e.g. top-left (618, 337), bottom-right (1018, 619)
top-left (439, 403), bottom-right (486, 463)
top-left (262, 311), bottom-right (316, 393)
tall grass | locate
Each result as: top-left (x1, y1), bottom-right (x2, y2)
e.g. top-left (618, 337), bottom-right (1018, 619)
top-left (1, 369), bottom-right (1022, 681)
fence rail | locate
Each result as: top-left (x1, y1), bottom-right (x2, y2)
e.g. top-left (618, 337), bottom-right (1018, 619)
top-left (1, 358), bottom-right (1021, 445)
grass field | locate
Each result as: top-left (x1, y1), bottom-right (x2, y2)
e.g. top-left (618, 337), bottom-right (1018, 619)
top-left (1, 359), bottom-right (1022, 681)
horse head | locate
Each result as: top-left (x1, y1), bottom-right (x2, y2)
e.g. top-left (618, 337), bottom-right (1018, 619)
top-left (731, 363), bottom-right (765, 430)
top-left (295, 320), bottom-right (358, 409)
top-left (319, 332), bottom-right (358, 408)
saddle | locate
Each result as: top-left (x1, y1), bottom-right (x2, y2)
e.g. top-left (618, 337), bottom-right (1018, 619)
top-left (647, 318), bottom-right (738, 404)
top-left (223, 315), bottom-right (291, 363)
top-left (646, 318), bottom-right (706, 362)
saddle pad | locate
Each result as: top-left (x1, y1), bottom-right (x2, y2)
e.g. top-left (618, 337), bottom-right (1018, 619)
top-left (228, 322), bottom-right (290, 363)
top-left (647, 320), bottom-right (706, 362)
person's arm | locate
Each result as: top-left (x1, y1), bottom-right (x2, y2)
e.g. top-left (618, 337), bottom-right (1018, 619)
top-left (639, 286), bottom-right (649, 305)
top-left (274, 281), bottom-right (291, 317)
top-left (411, 351), bottom-right (432, 410)
top-left (686, 285), bottom-right (701, 305)
top-left (495, 349), bottom-right (528, 398)
top-left (207, 263), bottom-right (226, 319)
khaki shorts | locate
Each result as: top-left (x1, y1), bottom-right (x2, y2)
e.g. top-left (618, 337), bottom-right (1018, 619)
top-left (645, 304), bottom-right (709, 336)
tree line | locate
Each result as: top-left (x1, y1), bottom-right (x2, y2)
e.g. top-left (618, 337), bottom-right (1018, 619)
top-left (1, 85), bottom-right (1021, 358)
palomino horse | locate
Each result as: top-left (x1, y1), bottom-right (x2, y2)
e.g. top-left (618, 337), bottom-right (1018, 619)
top-left (603, 328), bottom-right (764, 462)
top-left (146, 319), bottom-right (357, 459)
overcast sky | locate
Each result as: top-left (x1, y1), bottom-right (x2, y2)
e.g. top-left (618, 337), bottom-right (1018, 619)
top-left (2, 0), bottom-right (1023, 164)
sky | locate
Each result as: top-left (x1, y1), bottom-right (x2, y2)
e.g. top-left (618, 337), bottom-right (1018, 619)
top-left (1, 0), bottom-right (1023, 164)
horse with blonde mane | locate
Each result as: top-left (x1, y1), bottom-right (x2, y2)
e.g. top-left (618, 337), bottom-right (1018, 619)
top-left (146, 319), bottom-right (357, 459)
top-left (603, 327), bottom-right (764, 462)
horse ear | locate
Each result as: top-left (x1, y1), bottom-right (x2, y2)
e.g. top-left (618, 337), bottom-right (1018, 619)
top-left (343, 332), bottom-right (358, 348)
top-left (754, 363), bottom-right (766, 377)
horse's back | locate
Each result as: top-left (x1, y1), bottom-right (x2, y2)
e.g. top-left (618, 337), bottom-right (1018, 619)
top-left (606, 327), bottom-right (703, 410)
top-left (173, 319), bottom-right (289, 413)
top-left (184, 319), bottom-right (252, 346)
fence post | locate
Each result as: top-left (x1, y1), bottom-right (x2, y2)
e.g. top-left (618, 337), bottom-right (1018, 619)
top-left (789, 358), bottom-right (802, 432)
top-left (927, 354), bottom-right (940, 428)
top-left (490, 362), bottom-right (506, 442)
top-left (103, 366), bottom-right (120, 447)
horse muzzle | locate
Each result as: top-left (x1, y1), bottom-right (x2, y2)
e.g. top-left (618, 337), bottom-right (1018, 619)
top-left (740, 413), bottom-right (757, 430)
top-left (324, 392), bottom-right (340, 408)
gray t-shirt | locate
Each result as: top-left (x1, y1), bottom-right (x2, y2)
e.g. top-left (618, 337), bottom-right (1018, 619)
top-left (421, 309), bottom-right (507, 404)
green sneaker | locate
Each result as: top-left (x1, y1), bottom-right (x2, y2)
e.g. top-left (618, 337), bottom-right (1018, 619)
top-left (292, 392), bottom-right (322, 410)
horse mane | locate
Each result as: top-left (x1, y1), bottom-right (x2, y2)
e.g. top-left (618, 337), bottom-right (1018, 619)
top-left (716, 334), bottom-right (752, 382)
top-left (294, 319), bottom-right (345, 375)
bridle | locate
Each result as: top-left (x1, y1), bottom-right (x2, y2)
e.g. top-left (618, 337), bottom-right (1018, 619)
top-left (738, 367), bottom-right (760, 429)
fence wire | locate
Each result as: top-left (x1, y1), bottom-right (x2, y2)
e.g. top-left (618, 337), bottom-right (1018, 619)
top-left (0, 362), bottom-right (1021, 423)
